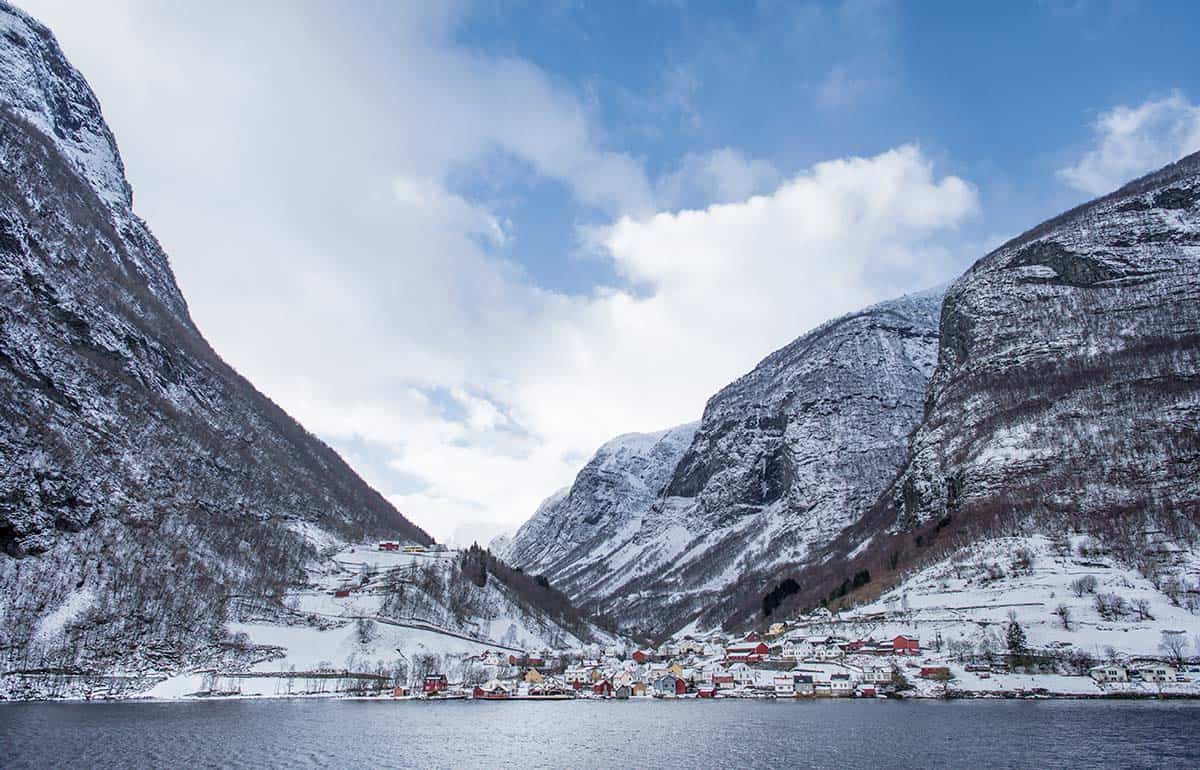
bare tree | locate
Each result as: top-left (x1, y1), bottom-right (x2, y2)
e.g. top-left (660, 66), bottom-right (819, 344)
top-left (1095, 593), bottom-right (1129, 620)
top-left (976, 632), bottom-right (997, 664)
top-left (947, 637), bottom-right (973, 661)
top-left (1159, 631), bottom-right (1189, 666)
top-left (1054, 604), bottom-right (1072, 630)
top-left (1070, 575), bottom-right (1098, 597)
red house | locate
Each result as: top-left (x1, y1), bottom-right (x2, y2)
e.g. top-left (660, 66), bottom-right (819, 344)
top-left (697, 685), bottom-right (718, 698)
top-left (423, 674), bottom-right (448, 694)
top-left (632, 650), bottom-right (650, 664)
top-left (892, 635), bottom-right (920, 655)
top-left (744, 631), bottom-right (760, 643)
top-left (333, 589), bottom-right (351, 598)
top-left (592, 680), bottom-right (613, 697)
top-left (725, 642), bottom-right (770, 662)
top-left (654, 675), bottom-right (688, 696)
top-left (378, 541), bottom-right (400, 551)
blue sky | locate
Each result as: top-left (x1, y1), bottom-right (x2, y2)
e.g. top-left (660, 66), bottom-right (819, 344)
top-left (23, 0), bottom-right (1200, 543)
top-left (455, 0), bottom-right (1200, 294)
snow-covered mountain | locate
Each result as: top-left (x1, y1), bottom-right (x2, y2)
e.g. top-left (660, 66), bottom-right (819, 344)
top-left (511, 153), bottom-right (1200, 638)
top-left (0, 3), bottom-right (602, 698)
top-left (507, 289), bottom-right (944, 636)
top-left (499, 423), bottom-right (698, 576)
top-left (768, 152), bottom-right (1200, 621)
top-left (892, 152), bottom-right (1200, 537)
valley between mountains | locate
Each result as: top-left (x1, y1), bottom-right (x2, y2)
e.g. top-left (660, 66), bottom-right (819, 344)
top-left (2, 0), bottom-right (1199, 702)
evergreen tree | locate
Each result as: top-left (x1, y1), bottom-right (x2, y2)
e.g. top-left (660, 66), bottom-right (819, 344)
top-left (1006, 618), bottom-right (1027, 656)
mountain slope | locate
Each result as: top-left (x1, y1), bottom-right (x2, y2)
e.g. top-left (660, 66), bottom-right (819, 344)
top-left (0, 3), bottom-right (430, 684)
top-left (499, 423), bottom-right (698, 586)
top-left (893, 152), bottom-right (1200, 537)
top-left (789, 152), bottom-right (1200, 617)
top-left (508, 289), bottom-right (944, 636)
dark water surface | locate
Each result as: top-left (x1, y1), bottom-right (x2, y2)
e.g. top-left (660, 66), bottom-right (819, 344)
top-left (2, 698), bottom-right (1198, 769)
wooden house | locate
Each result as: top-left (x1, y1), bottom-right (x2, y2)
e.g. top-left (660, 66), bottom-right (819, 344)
top-left (725, 642), bottom-right (770, 663)
top-left (653, 674), bottom-right (687, 697)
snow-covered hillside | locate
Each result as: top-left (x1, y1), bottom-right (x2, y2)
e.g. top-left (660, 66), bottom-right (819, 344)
top-left (0, 1), bottom-right (438, 696)
top-left (3, 526), bottom-right (618, 700)
top-left (140, 537), bottom-right (615, 700)
top-left (507, 289), bottom-right (943, 636)
top-left (803, 534), bottom-right (1200, 661)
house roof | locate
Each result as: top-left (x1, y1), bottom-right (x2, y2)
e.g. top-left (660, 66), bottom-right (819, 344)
top-left (726, 643), bottom-right (766, 653)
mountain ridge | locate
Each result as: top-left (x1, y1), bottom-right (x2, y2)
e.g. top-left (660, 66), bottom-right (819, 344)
top-left (0, 0), bottom-right (431, 685)
top-left (759, 149), bottom-right (1200, 621)
top-left (506, 287), bottom-right (945, 636)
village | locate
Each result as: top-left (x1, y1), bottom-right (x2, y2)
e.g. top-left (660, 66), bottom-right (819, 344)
top-left (402, 622), bottom-right (1200, 702)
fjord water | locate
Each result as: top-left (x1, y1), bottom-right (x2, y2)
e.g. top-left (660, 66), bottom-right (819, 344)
top-left (3, 699), bottom-right (1198, 769)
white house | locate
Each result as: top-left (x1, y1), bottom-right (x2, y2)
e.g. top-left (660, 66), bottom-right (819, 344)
top-left (861, 664), bottom-right (893, 684)
top-left (1089, 664), bottom-right (1128, 683)
top-left (829, 673), bottom-right (854, 696)
top-left (728, 662), bottom-right (755, 686)
top-left (782, 635), bottom-right (845, 661)
top-left (794, 661), bottom-right (864, 689)
top-left (1131, 663), bottom-right (1177, 683)
top-left (674, 638), bottom-right (708, 655)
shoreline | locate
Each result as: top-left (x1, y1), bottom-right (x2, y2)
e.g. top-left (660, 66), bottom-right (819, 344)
top-left (5, 691), bottom-right (1200, 705)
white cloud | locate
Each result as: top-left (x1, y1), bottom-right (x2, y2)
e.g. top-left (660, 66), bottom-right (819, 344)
top-left (1059, 91), bottom-right (1200, 195)
top-left (21, 2), bottom-right (977, 543)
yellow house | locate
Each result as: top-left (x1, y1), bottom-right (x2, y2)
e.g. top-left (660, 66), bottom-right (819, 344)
top-left (631, 681), bottom-right (648, 697)
top-left (767, 622), bottom-right (787, 637)
top-left (667, 663), bottom-right (684, 677)
top-left (590, 668), bottom-right (603, 682)
top-left (524, 668), bottom-right (544, 684)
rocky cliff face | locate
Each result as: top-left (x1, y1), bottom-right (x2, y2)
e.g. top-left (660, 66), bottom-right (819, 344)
top-left (0, 3), bottom-right (428, 679)
top-left (500, 423), bottom-right (697, 585)
top-left (509, 289), bottom-right (943, 635)
top-left (887, 152), bottom-right (1200, 543)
